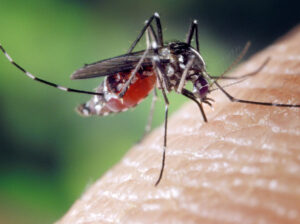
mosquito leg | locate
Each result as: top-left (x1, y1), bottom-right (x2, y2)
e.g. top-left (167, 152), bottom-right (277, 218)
top-left (145, 24), bottom-right (158, 50)
top-left (209, 41), bottom-right (252, 84)
top-left (153, 66), bottom-right (169, 186)
top-left (186, 20), bottom-right (199, 51)
top-left (136, 28), bottom-right (159, 143)
top-left (127, 12), bottom-right (163, 54)
top-left (147, 24), bottom-right (171, 91)
top-left (134, 29), bottom-right (159, 145)
top-left (182, 88), bottom-right (208, 122)
top-left (176, 55), bottom-right (195, 93)
top-left (155, 102), bottom-right (168, 186)
top-left (0, 44), bottom-right (104, 96)
top-left (146, 24), bottom-right (173, 185)
top-left (209, 78), bottom-right (251, 93)
top-left (118, 24), bottom-right (160, 98)
top-left (214, 81), bottom-right (300, 107)
top-left (118, 47), bottom-right (152, 98)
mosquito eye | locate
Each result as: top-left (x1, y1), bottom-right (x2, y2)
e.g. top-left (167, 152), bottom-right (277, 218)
top-left (193, 76), bottom-right (209, 99)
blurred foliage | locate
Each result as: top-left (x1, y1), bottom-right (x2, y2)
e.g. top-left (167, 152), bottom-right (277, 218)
top-left (0, 0), bottom-right (299, 223)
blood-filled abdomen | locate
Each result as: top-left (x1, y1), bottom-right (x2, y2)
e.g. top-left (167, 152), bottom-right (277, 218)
top-left (77, 67), bottom-right (156, 116)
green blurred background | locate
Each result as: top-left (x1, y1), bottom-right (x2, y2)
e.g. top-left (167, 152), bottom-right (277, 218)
top-left (0, 0), bottom-right (299, 223)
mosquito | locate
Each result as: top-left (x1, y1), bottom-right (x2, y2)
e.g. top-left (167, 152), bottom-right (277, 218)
top-left (1, 12), bottom-right (299, 186)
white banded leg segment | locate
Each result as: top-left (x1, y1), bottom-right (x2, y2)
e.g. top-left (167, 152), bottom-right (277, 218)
top-left (214, 81), bottom-right (300, 108)
top-left (25, 71), bottom-right (35, 80)
top-left (177, 55), bottom-right (195, 93)
top-left (57, 86), bottom-right (68, 91)
top-left (4, 51), bottom-right (13, 62)
top-left (0, 44), bottom-right (104, 96)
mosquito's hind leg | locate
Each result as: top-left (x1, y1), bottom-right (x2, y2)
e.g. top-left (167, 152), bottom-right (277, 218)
top-left (127, 12), bottom-right (163, 54)
top-left (118, 22), bottom-right (160, 98)
top-left (0, 44), bottom-right (104, 97)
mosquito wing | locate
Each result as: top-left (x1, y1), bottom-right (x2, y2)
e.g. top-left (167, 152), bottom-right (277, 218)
top-left (71, 50), bottom-right (168, 79)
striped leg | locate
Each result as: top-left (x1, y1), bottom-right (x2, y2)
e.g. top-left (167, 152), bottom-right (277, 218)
top-left (0, 44), bottom-right (103, 96)
top-left (214, 81), bottom-right (300, 107)
top-left (186, 20), bottom-right (200, 51)
top-left (127, 12), bottom-right (163, 54)
top-left (118, 14), bottom-right (163, 98)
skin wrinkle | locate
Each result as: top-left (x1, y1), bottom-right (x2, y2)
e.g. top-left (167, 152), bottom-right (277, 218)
top-left (57, 26), bottom-right (300, 224)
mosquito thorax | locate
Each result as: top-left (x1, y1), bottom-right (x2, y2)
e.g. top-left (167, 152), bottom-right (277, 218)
top-left (160, 41), bottom-right (208, 97)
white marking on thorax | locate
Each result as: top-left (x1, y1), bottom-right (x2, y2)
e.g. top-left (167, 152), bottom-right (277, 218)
top-left (178, 55), bottom-right (184, 63)
top-left (161, 48), bottom-right (170, 57)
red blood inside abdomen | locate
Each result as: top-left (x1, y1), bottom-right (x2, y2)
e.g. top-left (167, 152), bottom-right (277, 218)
top-left (104, 69), bottom-right (156, 113)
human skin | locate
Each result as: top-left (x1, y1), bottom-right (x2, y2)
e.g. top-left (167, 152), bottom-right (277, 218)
top-left (57, 26), bottom-right (300, 224)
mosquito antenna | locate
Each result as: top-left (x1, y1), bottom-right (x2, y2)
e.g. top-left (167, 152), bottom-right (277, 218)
top-left (210, 57), bottom-right (270, 80)
top-left (209, 78), bottom-right (248, 92)
top-left (0, 44), bottom-right (104, 96)
top-left (209, 42), bottom-right (269, 90)
top-left (215, 41), bottom-right (251, 82)
top-left (209, 56), bottom-right (271, 92)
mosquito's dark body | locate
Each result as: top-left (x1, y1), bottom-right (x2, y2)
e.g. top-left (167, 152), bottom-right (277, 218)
top-left (0, 12), bottom-right (299, 186)
top-left (73, 42), bottom-right (210, 117)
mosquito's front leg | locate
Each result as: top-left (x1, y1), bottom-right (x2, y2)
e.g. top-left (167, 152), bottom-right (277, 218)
top-left (214, 81), bottom-right (300, 108)
top-left (186, 20), bottom-right (199, 51)
top-left (209, 57), bottom-right (270, 80)
top-left (181, 88), bottom-right (208, 122)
